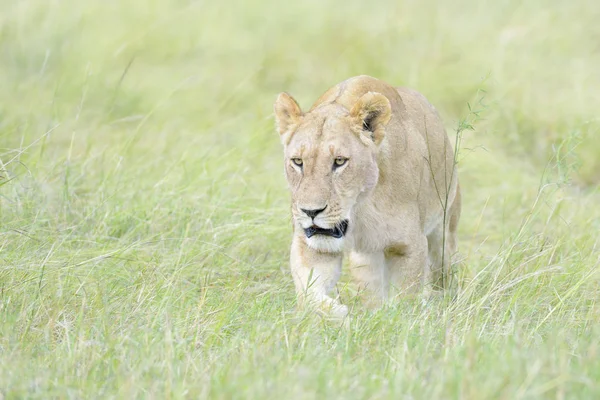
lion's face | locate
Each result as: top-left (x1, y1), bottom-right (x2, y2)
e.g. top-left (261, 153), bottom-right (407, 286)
top-left (284, 112), bottom-right (379, 252)
top-left (274, 91), bottom-right (391, 253)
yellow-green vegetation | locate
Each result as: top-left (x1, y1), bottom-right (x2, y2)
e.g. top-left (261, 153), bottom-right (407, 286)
top-left (1, 0), bottom-right (599, 398)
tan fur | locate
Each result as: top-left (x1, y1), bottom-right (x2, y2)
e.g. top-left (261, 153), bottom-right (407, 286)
top-left (274, 76), bottom-right (461, 317)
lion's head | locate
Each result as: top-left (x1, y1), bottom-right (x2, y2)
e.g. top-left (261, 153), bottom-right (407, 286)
top-left (274, 90), bottom-right (392, 253)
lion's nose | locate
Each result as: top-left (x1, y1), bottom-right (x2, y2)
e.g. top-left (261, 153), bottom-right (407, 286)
top-left (301, 206), bottom-right (327, 219)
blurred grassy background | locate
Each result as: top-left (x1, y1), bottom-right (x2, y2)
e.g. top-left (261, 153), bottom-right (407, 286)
top-left (1, 0), bottom-right (599, 398)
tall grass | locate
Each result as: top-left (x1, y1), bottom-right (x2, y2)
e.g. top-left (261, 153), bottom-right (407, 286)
top-left (1, 0), bottom-right (599, 398)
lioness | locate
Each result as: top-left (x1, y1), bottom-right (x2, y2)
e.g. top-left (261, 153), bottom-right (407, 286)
top-left (274, 75), bottom-right (461, 317)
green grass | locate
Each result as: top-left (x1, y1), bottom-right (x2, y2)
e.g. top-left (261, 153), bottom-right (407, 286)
top-left (1, 0), bottom-right (599, 398)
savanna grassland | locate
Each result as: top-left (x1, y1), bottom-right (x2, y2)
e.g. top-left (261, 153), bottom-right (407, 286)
top-left (1, 0), bottom-right (599, 398)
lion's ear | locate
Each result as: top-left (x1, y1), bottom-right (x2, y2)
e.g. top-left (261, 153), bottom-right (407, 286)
top-left (274, 92), bottom-right (302, 138)
top-left (350, 92), bottom-right (391, 145)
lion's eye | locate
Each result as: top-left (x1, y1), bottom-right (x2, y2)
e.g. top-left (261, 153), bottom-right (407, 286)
top-left (291, 158), bottom-right (303, 167)
top-left (333, 157), bottom-right (348, 168)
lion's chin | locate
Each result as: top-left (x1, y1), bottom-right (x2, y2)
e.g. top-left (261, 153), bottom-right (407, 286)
top-left (304, 235), bottom-right (345, 253)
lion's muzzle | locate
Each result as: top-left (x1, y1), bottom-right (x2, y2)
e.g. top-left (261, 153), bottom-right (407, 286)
top-left (304, 220), bottom-right (349, 239)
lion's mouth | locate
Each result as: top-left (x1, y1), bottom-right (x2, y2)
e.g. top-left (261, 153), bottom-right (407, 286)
top-left (304, 220), bottom-right (349, 239)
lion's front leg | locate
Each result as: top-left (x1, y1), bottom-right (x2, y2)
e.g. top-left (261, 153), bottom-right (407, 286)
top-left (290, 235), bottom-right (348, 318)
top-left (387, 234), bottom-right (430, 298)
top-left (348, 250), bottom-right (389, 308)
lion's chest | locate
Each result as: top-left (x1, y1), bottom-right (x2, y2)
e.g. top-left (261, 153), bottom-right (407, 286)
top-left (348, 201), bottom-right (414, 253)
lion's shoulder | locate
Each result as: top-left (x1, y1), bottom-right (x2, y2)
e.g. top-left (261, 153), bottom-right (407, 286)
top-left (310, 75), bottom-right (401, 113)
